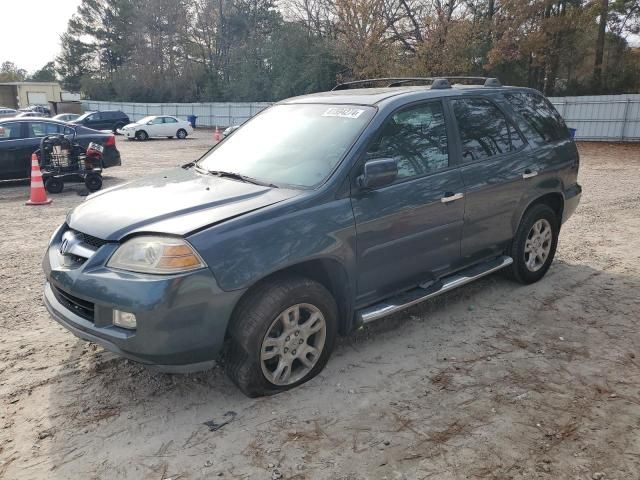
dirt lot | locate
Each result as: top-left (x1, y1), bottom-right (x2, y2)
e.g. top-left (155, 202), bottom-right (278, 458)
top-left (0, 134), bottom-right (639, 480)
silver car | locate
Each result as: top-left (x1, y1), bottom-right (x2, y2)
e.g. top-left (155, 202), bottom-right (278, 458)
top-left (52, 113), bottom-right (80, 122)
top-left (0, 107), bottom-right (17, 119)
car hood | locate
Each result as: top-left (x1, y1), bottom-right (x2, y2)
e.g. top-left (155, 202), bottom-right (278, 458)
top-left (121, 122), bottom-right (141, 129)
top-left (67, 167), bottom-right (300, 241)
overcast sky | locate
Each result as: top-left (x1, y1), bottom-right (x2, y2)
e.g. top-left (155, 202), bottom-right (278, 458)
top-left (0, 0), bottom-right (82, 73)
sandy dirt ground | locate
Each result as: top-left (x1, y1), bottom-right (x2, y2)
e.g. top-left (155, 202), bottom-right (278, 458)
top-left (0, 134), bottom-right (639, 480)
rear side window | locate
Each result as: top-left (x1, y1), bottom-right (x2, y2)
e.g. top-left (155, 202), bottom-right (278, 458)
top-left (0, 122), bottom-right (23, 140)
top-left (366, 101), bottom-right (449, 180)
top-left (28, 122), bottom-right (64, 138)
top-left (504, 92), bottom-right (569, 143)
top-left (452, 98), bottom-right (525, 162)
top-left (164, 117), bottom-right (178, 123)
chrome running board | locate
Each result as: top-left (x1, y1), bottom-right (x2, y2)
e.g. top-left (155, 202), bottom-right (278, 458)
top-left (356, 255), bottom-right (513, 324)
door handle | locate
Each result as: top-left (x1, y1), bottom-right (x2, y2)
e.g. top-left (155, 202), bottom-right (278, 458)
top-left (522, 169), bottom-right (538, 179)
top-left (441, 192), bottom-right (464, 203)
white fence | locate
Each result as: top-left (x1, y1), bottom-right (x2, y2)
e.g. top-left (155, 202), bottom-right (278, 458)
top-left (83, 94), bottom-right (640, 141)
top-left (548, 94), bottom-right (640, 141)
top-left (81, 100), bottom-right (273, 128)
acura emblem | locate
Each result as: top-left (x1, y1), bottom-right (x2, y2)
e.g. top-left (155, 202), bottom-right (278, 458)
top-left (59, 231), bottom-right (78, 256)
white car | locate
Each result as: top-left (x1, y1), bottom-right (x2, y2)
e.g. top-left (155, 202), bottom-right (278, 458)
top-left (118, 115), bottom-right (193, 140)
top-left (0, 107), bottom-right (18, 119)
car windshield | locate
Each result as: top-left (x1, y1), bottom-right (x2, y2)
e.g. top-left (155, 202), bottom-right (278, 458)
top-left (138, 116), bottom-right (155, 124)
top-left (197, 104), bottom-right (375, 188)
top-left (75, 112), bottom-right (94, 121)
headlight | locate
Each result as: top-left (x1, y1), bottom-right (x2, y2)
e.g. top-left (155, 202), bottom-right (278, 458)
top-left (107, 236), bottom-right (206, 274)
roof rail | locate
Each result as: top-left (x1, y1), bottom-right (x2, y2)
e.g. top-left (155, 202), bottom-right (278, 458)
top-left (332, 76), bottom-right (501, 91)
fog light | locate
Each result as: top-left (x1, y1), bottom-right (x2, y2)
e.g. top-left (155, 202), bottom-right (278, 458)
top-left (113, 310), bottom-right (137, 329)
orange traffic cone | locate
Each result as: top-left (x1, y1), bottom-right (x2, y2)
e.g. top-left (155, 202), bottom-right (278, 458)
top-left (214, 126), bottom-right (221, 142)
top-left (25, 153), bottom-right (52, 206)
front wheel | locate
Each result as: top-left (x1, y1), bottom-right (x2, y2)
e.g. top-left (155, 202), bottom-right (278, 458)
top-left (44, 177), bottom-right (63, 194)
top-left (135, 130), bottom-right (149, 141)
top-left (225, 276), bottom-right (338, 397)
top-left (84, 173), bottom-right (103, 192)
top-left (507, 203), bottom-right (559, 284)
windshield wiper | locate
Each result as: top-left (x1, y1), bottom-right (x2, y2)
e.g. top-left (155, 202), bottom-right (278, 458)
top-left (197, 167), bottom-right (278, 188)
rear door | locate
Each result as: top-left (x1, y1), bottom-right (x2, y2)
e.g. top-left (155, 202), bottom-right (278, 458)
top-left (163, 116), bottom-right (179, 135)
top-left (448, 95), bottom-right (529, 263)
top-left (351, 100), bottom-right (465, 306)
top-left (0, 122), bottom-right (30, 179)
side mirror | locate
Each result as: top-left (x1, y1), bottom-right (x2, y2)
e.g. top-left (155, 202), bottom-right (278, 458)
top-left (358, 158), bottom-right (398, 190)
top-left (147, 121), bottom-right (153, 125)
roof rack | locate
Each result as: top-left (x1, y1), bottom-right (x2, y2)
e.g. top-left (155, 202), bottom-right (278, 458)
top-left (332, 76), bottom-right (502, 91)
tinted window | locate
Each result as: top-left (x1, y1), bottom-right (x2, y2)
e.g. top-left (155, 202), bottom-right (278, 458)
top-left (452, 98), bottom-right (524, 162)
top-left (366, 101), bottom-right (449, 180)
top-left (28, 122), bottom-right (64, 138)
top-left (0, 122), bottom-right (23, 140)
top-left (505, 92), bottom-right (569, 143)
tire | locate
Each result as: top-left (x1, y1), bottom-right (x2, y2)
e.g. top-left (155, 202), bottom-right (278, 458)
top-left (176, 129), bottom-right (187, 139)
top-left (225, 275), bottom-right (338, 397)
top-left (506, 203), bottom-right (559, 284)
top-left (44, 177), bottom-right (63, 194)
top-left (84, 173), bottom-right (103, 192)
top-left (135, 130), bottom-right (149, 141)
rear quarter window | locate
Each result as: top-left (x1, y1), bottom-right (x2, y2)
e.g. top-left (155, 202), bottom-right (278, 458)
top-left (504, 92), bottom-right (569, 144)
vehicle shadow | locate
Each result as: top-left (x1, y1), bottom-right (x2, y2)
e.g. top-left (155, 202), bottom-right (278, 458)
top-left (41, 259), bottom-right (638, 478)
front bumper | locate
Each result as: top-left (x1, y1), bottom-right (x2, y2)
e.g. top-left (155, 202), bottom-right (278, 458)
top-left (42, 225), bottom-right (244, 371)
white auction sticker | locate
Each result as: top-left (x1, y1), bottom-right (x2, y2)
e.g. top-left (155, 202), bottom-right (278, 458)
top-left (322, 107), bottom-right (365, 119)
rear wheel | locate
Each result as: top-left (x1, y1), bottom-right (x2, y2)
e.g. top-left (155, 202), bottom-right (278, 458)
top-left (507, 203), bottom-right (559, 284)
top-left (44, 177), bottom-right (63, 194)
top-left (176, 129), bottom-right (187, 139)
top-left (225, 276), bottom-right (338, 397)
top-left (135, 130), bottom-right (148, 141)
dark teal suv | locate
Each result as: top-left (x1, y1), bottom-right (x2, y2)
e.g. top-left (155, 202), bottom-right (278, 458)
top-left (43, 77), bottom-right (581, 396)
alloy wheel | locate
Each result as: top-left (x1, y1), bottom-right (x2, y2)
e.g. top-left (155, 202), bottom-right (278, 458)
top-left (524, 218), bottom-right (552, 272)
top-left (260, 303), bottom-right (327, 386)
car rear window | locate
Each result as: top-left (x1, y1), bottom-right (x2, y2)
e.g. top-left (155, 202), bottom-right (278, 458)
top-left (504, 92), bottom-right (569, 143)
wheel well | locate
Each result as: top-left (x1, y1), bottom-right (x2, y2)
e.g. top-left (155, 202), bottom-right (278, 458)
top-left (226, 259), bottom-right (353, 338)
top-left (529, 193), bottom-right (564, 221)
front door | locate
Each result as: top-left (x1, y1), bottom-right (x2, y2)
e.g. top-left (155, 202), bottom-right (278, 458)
top-left (351, 100), bottom-right (465, 307)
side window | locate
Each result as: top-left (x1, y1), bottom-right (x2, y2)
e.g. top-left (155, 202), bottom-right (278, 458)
top-left (505, 92), bottom-right (569, 143)
top-left (365, 101), bottom-right (449, 180)
top-left (452, 98), bottom-right (525, 162)
top-left (164, 117), bottom-right (178, 123)
top-left (0, 122), bottom-right (24, 140)
top-left (28, 122), bottom-right (63, 138)
top-left (89, 112), bottom-right (101, 121)
top-left (151, 117), bottom-right (164, 125)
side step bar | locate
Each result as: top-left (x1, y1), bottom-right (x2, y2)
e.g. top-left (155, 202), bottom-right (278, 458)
top-left (356, 255), bottom-right (513, 325)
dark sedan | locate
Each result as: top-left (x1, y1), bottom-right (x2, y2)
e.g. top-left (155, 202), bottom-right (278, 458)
top-left (0, 118), bottom-right (121, 181)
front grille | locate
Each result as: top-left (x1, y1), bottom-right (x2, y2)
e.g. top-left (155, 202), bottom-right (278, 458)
top-left (70, 230), bottom-right (108, 249)
top-left (52, 285), bottom-right (95, 321)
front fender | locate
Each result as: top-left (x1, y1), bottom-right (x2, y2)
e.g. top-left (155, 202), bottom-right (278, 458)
top-left (188, 197), bottom-right (357, 293)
